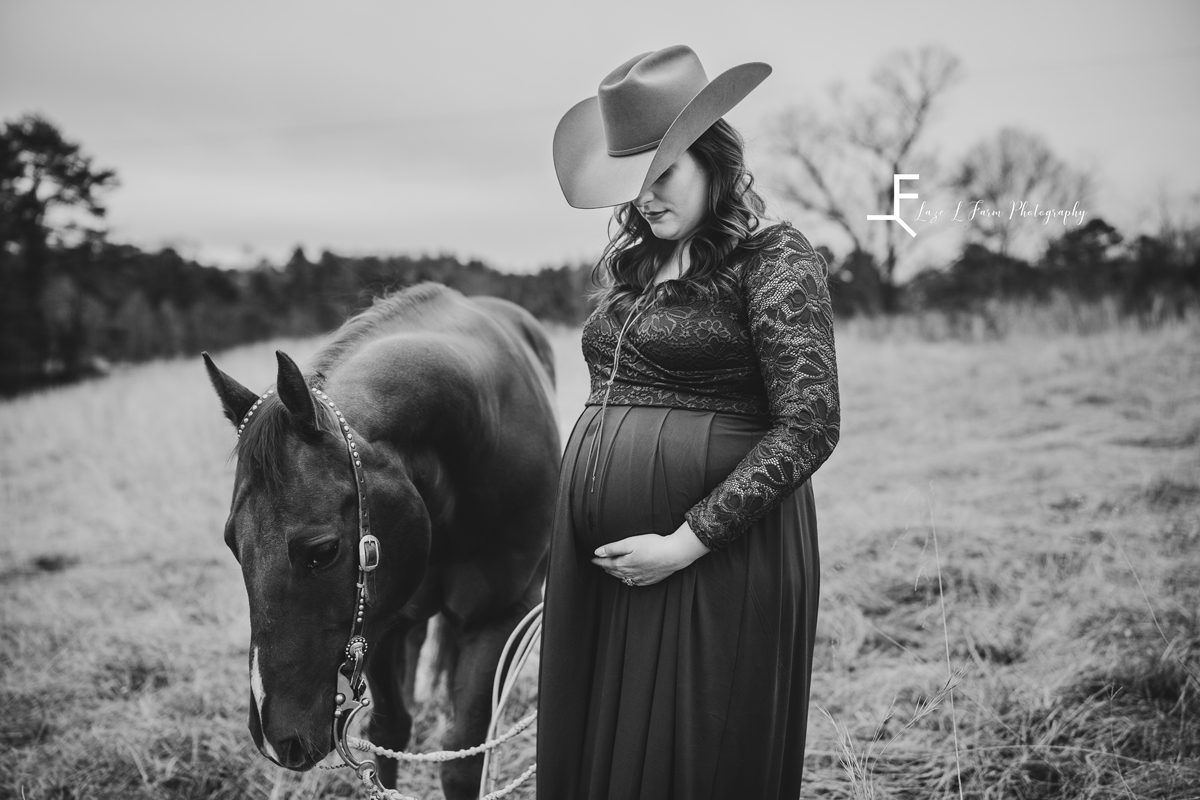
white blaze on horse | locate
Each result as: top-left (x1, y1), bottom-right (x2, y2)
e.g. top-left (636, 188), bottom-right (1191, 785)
top-left (203, 283), bottom-right (560, 799)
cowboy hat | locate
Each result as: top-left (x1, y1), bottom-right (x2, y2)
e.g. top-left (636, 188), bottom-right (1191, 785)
top-left (553, 45), bottom-right (771, 209)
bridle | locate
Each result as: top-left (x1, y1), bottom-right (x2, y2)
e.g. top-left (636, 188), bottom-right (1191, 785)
top-left (311, 387), bottom-right (386, 787)
top-left (236, 384), bottom-right (544, 798)
top-left (237, 386), bottom-right (385, 787)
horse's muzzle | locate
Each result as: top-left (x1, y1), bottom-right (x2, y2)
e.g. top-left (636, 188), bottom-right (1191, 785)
top-left (248, 690), bottom-right (329, 771)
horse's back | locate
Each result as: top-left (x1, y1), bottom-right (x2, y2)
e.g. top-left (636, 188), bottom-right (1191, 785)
top-left (467, 295), bottom-right (556, 389)
top-left (414, 285), bottom-right (555, 388)
top-left (319, 283), bottom-right (551, 388)
top-left (352, 283), bottom-right (556, 409)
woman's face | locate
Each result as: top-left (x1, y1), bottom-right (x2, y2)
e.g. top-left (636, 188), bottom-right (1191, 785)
top-left (634, 150), bottom-right (709, 241)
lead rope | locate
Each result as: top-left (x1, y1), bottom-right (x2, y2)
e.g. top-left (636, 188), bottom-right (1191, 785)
top-left (586, 286), bottom-right (656, 493)
top-left (333, 606), bottom-right (544, 800)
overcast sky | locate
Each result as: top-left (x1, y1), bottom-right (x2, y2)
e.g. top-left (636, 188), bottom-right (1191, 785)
top-left (2, 0), bottom-right (1198, 275)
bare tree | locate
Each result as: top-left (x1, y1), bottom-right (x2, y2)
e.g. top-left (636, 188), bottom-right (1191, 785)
top-left (948, 126), bottom-right (1092, 257)
top-left (768, 45), bottom-right (963, 311)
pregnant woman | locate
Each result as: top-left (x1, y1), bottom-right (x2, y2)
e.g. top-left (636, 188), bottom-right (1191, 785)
top-left (537, 45), bottom-right (842, 799)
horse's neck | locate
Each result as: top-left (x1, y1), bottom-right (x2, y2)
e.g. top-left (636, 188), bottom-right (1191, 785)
top-left (323, 334), bottom-right (484, 456)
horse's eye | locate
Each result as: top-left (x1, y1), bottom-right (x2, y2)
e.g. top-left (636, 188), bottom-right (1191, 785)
top-left (307, 540), bottom-right (340, 571)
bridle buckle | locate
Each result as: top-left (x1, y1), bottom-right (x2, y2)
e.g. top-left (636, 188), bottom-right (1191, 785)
top-left (358, 534), bottom-right (380, 572)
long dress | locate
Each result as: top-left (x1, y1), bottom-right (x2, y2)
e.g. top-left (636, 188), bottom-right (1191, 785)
top-left (536, 222), bottom-right (841, 800)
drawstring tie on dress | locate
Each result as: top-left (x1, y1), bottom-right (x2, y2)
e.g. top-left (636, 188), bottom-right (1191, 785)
top-left (586, 287), bottom-right (655, 493)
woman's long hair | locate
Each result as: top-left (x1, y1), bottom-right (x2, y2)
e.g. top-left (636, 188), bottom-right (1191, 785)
top-left (590, 118), bottom-right (770, 316)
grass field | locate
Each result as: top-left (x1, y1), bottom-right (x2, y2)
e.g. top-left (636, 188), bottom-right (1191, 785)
top-left (2, 306), bottom-right (1199, 799)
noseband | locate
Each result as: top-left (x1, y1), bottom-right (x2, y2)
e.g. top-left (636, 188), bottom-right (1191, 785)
top-left (238, 386), bottom-right (384, 785)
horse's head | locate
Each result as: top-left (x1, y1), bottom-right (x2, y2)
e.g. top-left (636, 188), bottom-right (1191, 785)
top-left (203, 350), bottom-right (431, 770)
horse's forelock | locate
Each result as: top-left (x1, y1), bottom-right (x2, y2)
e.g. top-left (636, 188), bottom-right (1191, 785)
top-left (233, 395), bottom-right (339, 492)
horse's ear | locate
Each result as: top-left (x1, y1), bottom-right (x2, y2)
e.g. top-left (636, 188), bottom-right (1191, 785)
top-left (275, 350), bottom-right (318, 433)
top-left (203, 352), bottom-right (258, 427)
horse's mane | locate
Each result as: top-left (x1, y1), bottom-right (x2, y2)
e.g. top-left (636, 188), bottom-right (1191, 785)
top-left (308, 282), bottom-right (450, 378)
top-left (234, 282), bottom-right (451, 490)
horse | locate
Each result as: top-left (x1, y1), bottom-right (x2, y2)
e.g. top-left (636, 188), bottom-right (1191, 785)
top-left (202, 282), bottom-right (560, 798)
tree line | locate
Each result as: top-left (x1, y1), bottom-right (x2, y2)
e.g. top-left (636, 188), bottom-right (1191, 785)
top-left (825, 215), bottom-right (1199, 323)
top-left (2, 108), bottom-right (1198, 395)
top-left (0, 236), bottom-right (593, 393)
top-left (0, 114), bottom-right (596, 393)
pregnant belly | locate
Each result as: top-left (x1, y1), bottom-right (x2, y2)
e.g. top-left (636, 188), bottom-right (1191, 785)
top-left (566, 404), bottom-right (768, 553)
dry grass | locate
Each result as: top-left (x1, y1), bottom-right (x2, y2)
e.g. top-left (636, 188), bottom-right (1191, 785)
top-left (2, 307), bottom-right (1198, 799)
top-left (842, 292), bottom-right (1200, 344)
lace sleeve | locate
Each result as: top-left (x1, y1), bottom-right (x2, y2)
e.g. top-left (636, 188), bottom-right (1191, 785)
top-left (683, 224), bottom-right (841, 551)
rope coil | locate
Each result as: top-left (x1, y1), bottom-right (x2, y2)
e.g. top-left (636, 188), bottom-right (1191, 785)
top-left (343, 603), bottom-right (544, 798)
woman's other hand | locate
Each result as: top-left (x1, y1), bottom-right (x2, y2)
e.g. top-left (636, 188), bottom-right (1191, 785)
top-left (591, 522), bottom-right (711, 586)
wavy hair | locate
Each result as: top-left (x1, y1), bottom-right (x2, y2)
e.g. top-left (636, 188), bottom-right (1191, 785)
top-left (590, 118), bottom-right (769, 316)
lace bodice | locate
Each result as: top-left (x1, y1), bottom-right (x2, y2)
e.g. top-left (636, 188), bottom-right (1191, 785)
top-left (580, 222), bottom-right (841, 551)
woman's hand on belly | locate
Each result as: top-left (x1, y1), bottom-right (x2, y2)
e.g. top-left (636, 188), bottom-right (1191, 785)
top-left (591, 521), bottom-right (711, 586)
